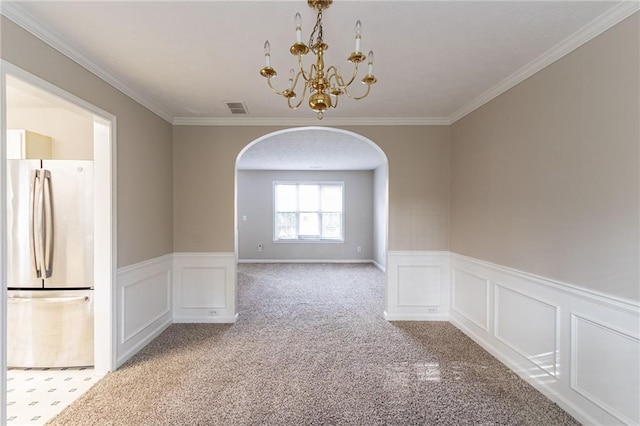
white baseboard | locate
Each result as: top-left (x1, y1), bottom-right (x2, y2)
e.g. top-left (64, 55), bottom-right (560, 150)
top-left (373, 260), bottom-right (386, 272)
top-left (384, 312), bottom-right (447, 321)
top-left (449, 252), bottom-right (640, 426)
top-left (173, 313), bottom-right (239, 324)
top-left (116, 254), bottom-right (173, 367)
top-left (116, 318), bottom-right (172, 367)
top-left (238, 258), bottom-right (375, 264)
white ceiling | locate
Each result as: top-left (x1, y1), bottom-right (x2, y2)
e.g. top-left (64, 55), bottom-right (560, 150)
top-left (7, 80), bottom-right (57, 109)
top-left (6, 75), bottom-right (94, 118)
top-left (2, 1), bottom-right (636, 170)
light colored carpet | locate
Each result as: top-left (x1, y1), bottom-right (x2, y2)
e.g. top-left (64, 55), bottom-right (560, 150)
top-left (49, 263), bottom-right (579, 425)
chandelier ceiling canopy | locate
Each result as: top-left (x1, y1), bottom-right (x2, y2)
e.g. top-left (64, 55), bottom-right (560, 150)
top-left (260, 0), bottom-right (377, 120)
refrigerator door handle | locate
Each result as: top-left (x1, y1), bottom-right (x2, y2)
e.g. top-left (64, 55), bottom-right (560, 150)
top-left (32, 169), bottom-right (43, 278)
top-left (43, 170), bottom-right (54, 278)
top-left (8, 295), bottom-right (90, 303)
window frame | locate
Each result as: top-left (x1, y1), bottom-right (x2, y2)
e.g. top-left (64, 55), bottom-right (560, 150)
top-left (273, 181), bottom-right (345, 243)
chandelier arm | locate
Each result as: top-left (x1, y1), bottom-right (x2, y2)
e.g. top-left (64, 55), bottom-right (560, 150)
top-left (343, 83), bottom-right (371, 101)
top-left (330, 92), bottom-right (339, 109)
top-left (288, 81), bottom-right (309, 109)
top-left (339, 62), bottom-right (360, 88)
top-left (291, 70), bottom-right (305, 91)
top-left (298, 55), bottom-right (312, 82)
top-left (266, 77), bottom-right (290, 96)
top-left (334, 74), bottom-right (346, 88)
top-left (329, 64), bottom-right (357, 89)
top-left (326, 65), bottom-right (340, 85)
top-left (307, 62), bottom-right (318, 82)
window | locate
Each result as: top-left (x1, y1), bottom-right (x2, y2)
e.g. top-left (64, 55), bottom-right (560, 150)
top-left (274, 182), bottom-right (344, 241)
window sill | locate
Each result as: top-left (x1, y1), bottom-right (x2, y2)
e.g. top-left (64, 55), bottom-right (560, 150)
top-left (273, 239), bottom-right (344, 244)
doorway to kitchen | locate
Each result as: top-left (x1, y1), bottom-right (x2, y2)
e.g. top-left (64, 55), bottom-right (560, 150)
top-left (1, 62), bottom-right (116, 424)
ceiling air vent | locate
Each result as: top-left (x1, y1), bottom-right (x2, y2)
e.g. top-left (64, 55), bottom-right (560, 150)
top-left (224, 101), bottom-right (248, 115)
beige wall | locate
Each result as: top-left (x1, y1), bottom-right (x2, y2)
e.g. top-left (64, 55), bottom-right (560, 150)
top-left (173, 125), bottom-right (450, 253)
top-left (450, 14), bottom-right (639, 301)
top-left (352, 126), bottom-right (450, 251)
top-left (2, 17), bottom-right (174, 267)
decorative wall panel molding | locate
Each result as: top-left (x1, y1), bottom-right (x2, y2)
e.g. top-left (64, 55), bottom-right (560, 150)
top-left (449, 253), bottom-right (640, 426)
top-left (173, 253), bottom-right (238, 323)
top-left (116, 254), bottom-right (173, 367)
top-left (571, 313), bottom-right (640, 425)
top-left (494, 283), bottom-right (559, 377)
top-left (451, 267), bottom-right (490, 331)
top-left (385, 251), bottom-right (449, 320)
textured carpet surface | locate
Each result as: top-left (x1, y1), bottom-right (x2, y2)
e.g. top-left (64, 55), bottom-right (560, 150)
top-left (49, 263), bottom-right (579, 425)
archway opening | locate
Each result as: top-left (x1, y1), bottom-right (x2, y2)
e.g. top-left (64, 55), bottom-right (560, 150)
top-left (234, 126), bottom-right (389, 313)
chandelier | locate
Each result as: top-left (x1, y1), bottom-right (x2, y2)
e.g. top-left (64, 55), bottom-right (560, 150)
top-left (260, 0), bottom-right (377, 119)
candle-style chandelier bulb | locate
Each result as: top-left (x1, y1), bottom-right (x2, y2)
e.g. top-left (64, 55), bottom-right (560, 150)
top-left (264, 40), bottom-right (271, 67)
top-left (259, 40), bottom-right (277, 79)
top-left (289, 68), bottom-right (295, 88)
top-left (295, 13), bottom-right (303, 42)
top-left (259, 0), bottom-right (377, 119)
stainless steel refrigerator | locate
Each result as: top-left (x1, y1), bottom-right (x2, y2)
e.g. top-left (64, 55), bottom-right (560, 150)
top-left (7, 159), bottom-right (95, 367)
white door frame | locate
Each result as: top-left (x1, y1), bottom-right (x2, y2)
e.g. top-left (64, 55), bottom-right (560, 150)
top-left (1, 60), bottom-right (117, 423)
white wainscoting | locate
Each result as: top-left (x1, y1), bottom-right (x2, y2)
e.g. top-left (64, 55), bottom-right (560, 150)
top-left (449, 253), bottom-right (640, 426)
top-left (173, 253), bottom-right (238, 323)
top-left (385, 251), bottom-right (450, 321)
top-left (116, 254), bottom-right (173, 367)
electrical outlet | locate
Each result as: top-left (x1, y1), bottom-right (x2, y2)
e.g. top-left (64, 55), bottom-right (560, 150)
top-left (257, 243), bottom-right (263, 252)
top-left (357, 246), bottom-right (362, 252)
top-left (208, 310), bottom-right (218, 316)
top-left (427, 307), bottom-right (439, 313)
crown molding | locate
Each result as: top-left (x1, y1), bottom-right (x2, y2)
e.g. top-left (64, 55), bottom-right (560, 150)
top-left (449, 1), bottom-right (640, 124)
top-left (172, 116), bottom-right (451, 126)
top-left (0, 2), bottom-right (174, 124)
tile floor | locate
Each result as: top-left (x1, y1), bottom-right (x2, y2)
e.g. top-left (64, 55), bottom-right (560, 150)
top-left (7, 367), bottom-right (97, 425)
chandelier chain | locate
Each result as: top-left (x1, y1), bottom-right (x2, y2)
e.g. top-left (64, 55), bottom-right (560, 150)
top-left (308, 9), bottom-right (324, 53)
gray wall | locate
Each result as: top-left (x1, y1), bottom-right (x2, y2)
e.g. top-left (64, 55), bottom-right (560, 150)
top-left (173, 125), bottom-right (451, 253)
top-left (450, 13), bottom-right (639, 301)
top-left (2, 17), bottom-right (174, 267)
top-left (237, 170), bottom-right (374, 261)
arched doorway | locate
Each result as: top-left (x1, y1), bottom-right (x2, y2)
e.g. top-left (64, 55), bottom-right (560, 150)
top-left (234, 126), bottom-right (389, 310)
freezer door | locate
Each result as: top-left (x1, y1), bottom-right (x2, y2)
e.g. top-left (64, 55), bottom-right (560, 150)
top-left (43, 160), bottom-right (94, 288)
top-left (7, 290), bottom-right (94, 368)
top-left (7, 160), bottom-right (43, 288)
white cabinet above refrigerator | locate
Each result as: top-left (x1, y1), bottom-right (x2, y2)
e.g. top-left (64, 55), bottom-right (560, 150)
top-left (7, 129), bottom-right (52, 160)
